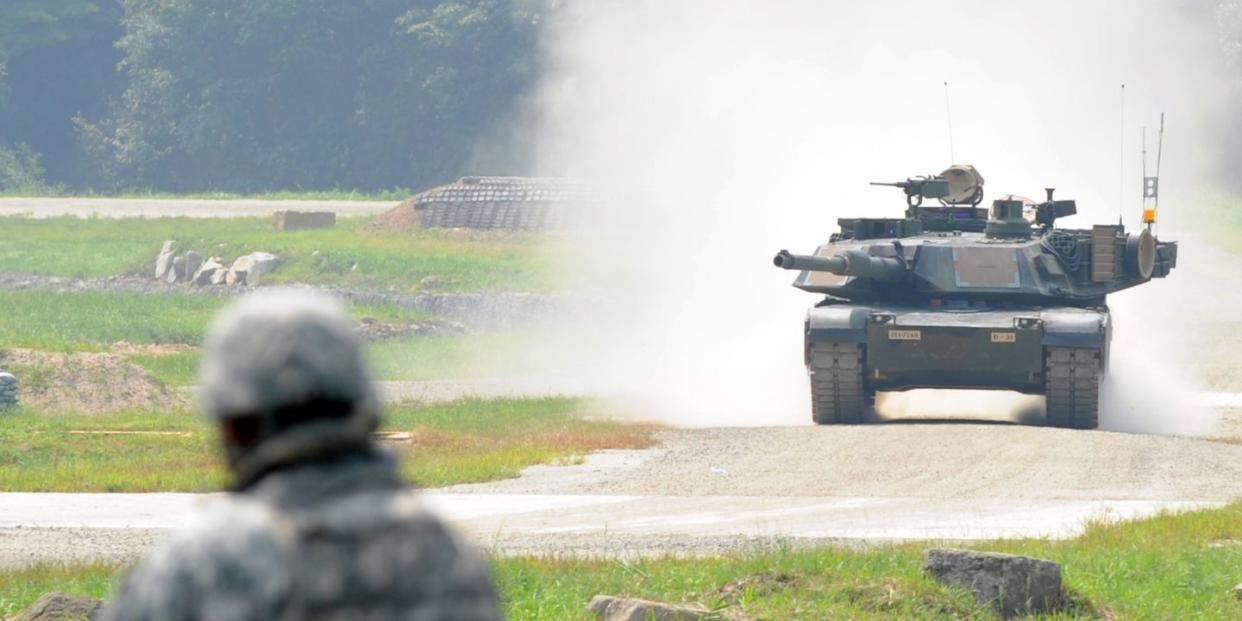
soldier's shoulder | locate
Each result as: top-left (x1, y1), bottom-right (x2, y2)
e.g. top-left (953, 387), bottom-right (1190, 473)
top-left (99, 495), bottom-right (295, 621)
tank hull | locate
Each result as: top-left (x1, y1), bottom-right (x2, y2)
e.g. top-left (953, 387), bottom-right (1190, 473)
top-left (804, 303), bottom-right (1110, 427)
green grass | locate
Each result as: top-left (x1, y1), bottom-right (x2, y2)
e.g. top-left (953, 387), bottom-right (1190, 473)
top-left (368, 333), bottom-right (528, 381)
top-left (0, 289), bottom-right (432, 351)
top-left (121, 334), bottom-right (522, 387)
top-left (124, 351), bottom-right (200, 386)
top-left (0, 291), bottom-right (223, 351)
top-left (0, 215), bottom-right (549, 292)
top-left (0, 188), bottom-right (414, 200)
top-left (7, 502), bottom-right (1242, 619)
top-left (0, 397), bottom-right (656, 492)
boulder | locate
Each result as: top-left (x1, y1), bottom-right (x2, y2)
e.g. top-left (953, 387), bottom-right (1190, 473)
top-left (11, 592), bottom-right (102, 620)
top-left (227, 252), bottom-right (280, 286)
top-left (153, 240), bottom-right (177, 279)
top-left (210, 271), bottom-right (229, 286)
top-left (184, 251), bottom-right (202, 278)
top-left (190, 257), bottom-right (226, 286)
top-left (923, 548), bottom-right (1062, 617)
top-left (274, 210), bottom-right (335, 231)
top-left (587, 596), bottom-right (712, 621)
top-left (225, 267), bottom-right (246, 287)
top-left (165, 255), bottom-right (186, 284)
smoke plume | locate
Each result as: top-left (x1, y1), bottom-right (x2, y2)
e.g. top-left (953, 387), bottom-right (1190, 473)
top-left (519, 1), bottom-right (1231, 432)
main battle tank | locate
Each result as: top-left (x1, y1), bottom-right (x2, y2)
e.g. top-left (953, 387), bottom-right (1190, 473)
top-left (774, 165), bottom-right (1178, 429)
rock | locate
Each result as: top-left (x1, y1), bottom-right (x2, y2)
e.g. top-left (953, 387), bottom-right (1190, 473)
top-left (923, 548), bottom-right (1062, 617)
top-left (153, 240), bottom-right (177, 279)
top-left (209, 265), bottom-right (229, 286)
top-left (165, 255), bottom-right (186, 284)
top-left (587, 595), bottom-right (712, 621)
top-left (190, 257), bottom-right (226, 286)
top-left (12, 592), bottom-right (102, 620)
top-left (224, 267), bottom-right (246, 287)
top-left (227, 252), bottom-right (280, 286)
top-left (184, 251), bottom-right (202, 278)
top-left (274, 210), bottom-right (335, 231)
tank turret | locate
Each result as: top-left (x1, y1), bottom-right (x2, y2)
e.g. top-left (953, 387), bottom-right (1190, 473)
top-left (773, 165), bottom-right (1177, 430)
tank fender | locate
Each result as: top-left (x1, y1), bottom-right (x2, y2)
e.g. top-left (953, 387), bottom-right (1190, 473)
top-left (806, 306), bottom-right (871, 344)
top-left (1041, 311), bottom-right (1107, 348)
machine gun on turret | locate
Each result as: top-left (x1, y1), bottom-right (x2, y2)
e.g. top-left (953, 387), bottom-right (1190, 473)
top-left (870, 164), bottom-right (986, 215)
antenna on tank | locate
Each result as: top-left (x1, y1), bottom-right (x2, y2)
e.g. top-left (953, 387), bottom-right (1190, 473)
top-left (1118, 83), bottom-right (1126, 226)
top-left (1142, 112), bottom-right (1165, 232)
top-left (943, 81), bottom-right (956, 163)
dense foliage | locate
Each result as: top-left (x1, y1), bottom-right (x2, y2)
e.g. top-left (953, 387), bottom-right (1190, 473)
top-left (0, 0), bottom-right (543, 193)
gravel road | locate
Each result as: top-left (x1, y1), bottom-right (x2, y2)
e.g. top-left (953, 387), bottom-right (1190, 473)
top-left (445, 424), bottom-right (1242, 500)
top-left (5, 424), bottom-right (1241, 564)
top-left (0, 197), bottom-right (396, 219)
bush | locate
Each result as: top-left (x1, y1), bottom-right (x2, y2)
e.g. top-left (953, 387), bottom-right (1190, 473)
top-left (0, 143), bottom-right (46, 192)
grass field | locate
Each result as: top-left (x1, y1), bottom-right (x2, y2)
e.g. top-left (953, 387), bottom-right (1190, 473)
top-left (0, 188), bottom-right (413, 201)
top-left (0, 288), bottom-right (526, 390)
top-left (0, 216), bottom-right (550, 292)
top-left (5, 502), bottom-right (1242, 619)
top-left (0, 397), bottom-right (656, 493)
top-left (0, 289), bottom-right (437, 352)
top-left (115, 333), bottom-right (524, 388)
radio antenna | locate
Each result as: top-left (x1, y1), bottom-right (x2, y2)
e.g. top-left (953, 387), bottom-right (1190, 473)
top-left (1118, 83), bottom-right (1125, 225)
top-left (1142, 112), bottom-right (1164, 232)
top-left (943, 81), bottom-right (956, 163)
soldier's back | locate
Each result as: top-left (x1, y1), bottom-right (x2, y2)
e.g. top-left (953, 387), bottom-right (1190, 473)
top-left (102, 450), bottom-right (500, 621)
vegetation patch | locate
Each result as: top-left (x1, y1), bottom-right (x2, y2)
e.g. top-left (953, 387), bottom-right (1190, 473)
top-left (0, 563), bottom-right (118, 618)
top-left (0, 216), bottom-right (549, 292)
top-left (0, 397), bottom-right (657, 493)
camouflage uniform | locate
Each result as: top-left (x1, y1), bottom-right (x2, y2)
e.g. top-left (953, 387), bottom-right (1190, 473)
top-left (100, 291), bottom-right (502, 620)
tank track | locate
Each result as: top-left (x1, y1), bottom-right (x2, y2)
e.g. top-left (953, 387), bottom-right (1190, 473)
top-left (808, 342), bottom-right (865, 424)
top-left (1044, 346), bottom-right (1101, 430)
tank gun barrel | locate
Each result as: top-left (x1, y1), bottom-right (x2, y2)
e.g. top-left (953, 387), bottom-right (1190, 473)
top-left (773, 249), bottom-right (906, 282)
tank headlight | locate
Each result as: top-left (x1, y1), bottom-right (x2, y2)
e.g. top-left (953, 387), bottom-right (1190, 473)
top-left (1014, 317), bottom-right (1043, 330)
top-left (870, 313), bottom-right (896, 325)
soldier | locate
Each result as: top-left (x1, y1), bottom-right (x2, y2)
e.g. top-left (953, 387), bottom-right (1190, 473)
top-left (100, 290), bottom-right (501, 620)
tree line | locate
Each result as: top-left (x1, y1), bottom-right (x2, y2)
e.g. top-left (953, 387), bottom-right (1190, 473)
top-left (0, 0), bottom-right (543, 194)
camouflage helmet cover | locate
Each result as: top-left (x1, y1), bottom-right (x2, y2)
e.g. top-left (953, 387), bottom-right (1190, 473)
top-left (200, 289), bottom-right (380, 427)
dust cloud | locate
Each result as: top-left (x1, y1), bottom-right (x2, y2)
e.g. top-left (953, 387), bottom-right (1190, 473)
top-left (516, 1), bottom-right (1231, 431)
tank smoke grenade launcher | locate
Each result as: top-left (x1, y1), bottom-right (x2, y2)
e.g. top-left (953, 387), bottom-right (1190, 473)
top-left (773, 165), bottom-right (1177, 429)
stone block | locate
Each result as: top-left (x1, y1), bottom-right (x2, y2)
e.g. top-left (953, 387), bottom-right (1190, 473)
top-left (274, 210), bottom-right (335, 231)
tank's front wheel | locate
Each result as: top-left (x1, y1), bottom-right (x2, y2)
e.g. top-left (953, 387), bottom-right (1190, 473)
top-left (1044, 346), bottom-right (1101, 430)
top-left (809, 342), bottom-right (866, 424)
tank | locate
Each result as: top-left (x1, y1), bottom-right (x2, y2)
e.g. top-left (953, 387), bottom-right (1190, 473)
top-left (773, 165), bottom-right (1178, 429)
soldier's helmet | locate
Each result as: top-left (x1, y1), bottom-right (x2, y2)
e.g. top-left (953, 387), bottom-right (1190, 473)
top-left (200, 290), bottom-right (380, 467)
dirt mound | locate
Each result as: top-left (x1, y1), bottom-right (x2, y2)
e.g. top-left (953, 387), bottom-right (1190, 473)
top-left (0, 348), bottom-right (188, 414)
top-left (364, 198), bottom-right (420, 234)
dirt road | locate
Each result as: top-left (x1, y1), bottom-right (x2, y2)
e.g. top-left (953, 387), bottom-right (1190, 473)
top-left (0, 197), bottom-right (396, 219)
